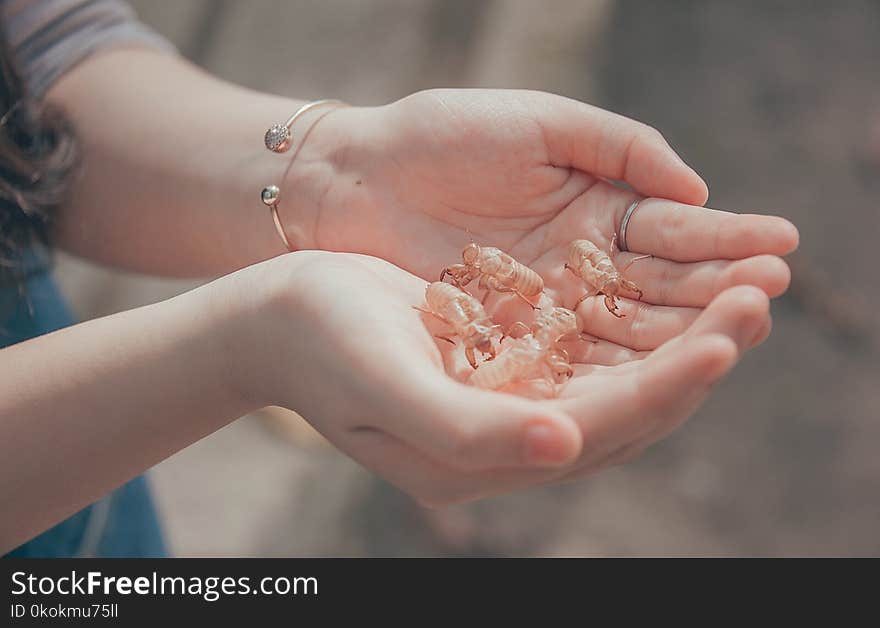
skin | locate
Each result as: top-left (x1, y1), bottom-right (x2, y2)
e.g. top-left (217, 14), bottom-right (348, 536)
top-left (0, 48), bottom-right (798, 550)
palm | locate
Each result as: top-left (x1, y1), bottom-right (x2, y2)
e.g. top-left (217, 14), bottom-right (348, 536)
top-left (317, 90), bottom-right (587, 277)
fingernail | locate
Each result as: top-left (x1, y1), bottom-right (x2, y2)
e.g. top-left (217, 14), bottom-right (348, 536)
top-left (749, 316), bottom-right (772, 346)
top-left (523, 422), bottom-right (571, 467)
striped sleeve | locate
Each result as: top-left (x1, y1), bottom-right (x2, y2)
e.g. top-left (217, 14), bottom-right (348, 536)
top-left (1, 0), bottom-right (176, 98)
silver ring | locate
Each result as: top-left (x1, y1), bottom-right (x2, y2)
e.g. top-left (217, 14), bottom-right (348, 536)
top-left (618, 198), bottom-right (644, 253)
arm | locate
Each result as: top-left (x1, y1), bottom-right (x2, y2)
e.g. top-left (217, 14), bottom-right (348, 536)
top-left (0, 263), bottom-right (256, 551)
top-left (47, 48), bottom-right (797, 294)
top-left (46, 47), bottom-right (337, 276)
top-left (0, 248), bottom-right (584, 552)
top-left (0, 248), bottom-right (585, 552)
top-left (2, 247), bottom-right (775, 552)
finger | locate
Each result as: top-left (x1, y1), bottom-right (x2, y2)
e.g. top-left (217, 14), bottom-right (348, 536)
top-left (352, 291), bottom-right (771, 503)
top-left (680, 285), bottom-right (771, 351)
top-left (752, 313), bottom-right (773, 347)
top-left (560, 286), bottom-right (769, 465)
top-left (611, 253), bottom-right (792, 307)
top-left (568, 283), bottom-right (771, 360)
top-left (344, 421), bottom-right (647, 507)
top-left (338, 427), bottom-right (466, 508)
top-left (342, 334), bottom-right (741, 505)
top-left (608, 288), bottom-right (772, 462)
top-left (575, 297), bottom-right (700, 351)
top-left (537, 93), bottom-right (709, 204)
top-left (561, 332), bottom-right (739, 467)
top-left (339, 427), bottom-right (573, 507)
top-left (558, 337), bottom-right (648, 366)
top-left (548, 440), bottom-right (648, 487)
top-left (345, 335), bottom-right (736, 506)
top-left (608, 194), bottom-right (800, 262)
top-left (381, 378), bottom-right (583, 473)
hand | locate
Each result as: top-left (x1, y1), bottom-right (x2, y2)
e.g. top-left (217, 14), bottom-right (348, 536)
top-left (298, 88), bottom-right (798, 289)
top-left (296, 89), bottom-right (796, 349)
top-left (223, 251), bottom-right (771, 506)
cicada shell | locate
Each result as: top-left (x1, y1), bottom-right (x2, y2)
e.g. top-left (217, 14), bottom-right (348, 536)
top-left (416, 282), bottom-right (503, 368)
top-left (469, 335), bottom-right (572, 393)
top-left (470, 305), bottom-right (577, 395)
top-left (565, 238), bottom-right (649, 318)
top-left (441, 243), bottom-right (544, 307)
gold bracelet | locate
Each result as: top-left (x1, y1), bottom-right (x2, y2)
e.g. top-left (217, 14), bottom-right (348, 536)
top-left (264, 98), bottom-right (347, 153)
top-left (261, 99), bottom-right (349, 251)
top-left (260, 184), bottom-right (291, 250)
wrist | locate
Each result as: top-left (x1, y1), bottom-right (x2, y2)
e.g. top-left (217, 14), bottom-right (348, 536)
top-left (203, 251), bottom-right (322, 410)
top-left (278, 105), bottom-right (375, 250)
top-left (198, 95), bottom-right (364, 267)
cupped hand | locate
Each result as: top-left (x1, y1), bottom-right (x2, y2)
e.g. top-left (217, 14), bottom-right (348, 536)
top-left (293, 89), bottom-right (796, 370)
top-left (301, 89), bottom-right (798, 301)
top-left (233, 250), bottom-right (772, 506)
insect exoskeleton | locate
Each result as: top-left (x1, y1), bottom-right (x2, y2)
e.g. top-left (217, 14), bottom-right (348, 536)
top-left (564, 238), bottom-right (651, 318)
top-left (506, 305), bottom-right (579, 341)
top-left (470, 305), bottom-right (577, 395)
top-left (414, 282), bottom-right (503, 369)
top-left (469, 335), bottom-right (573, 394)
top-left (440, 243), bottom-right (544, 307)
top-left (531, 306), bottom-right (579, 346)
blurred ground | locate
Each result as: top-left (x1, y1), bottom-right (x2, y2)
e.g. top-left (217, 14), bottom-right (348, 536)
top-left (55, 0), bottom-right (880, 556)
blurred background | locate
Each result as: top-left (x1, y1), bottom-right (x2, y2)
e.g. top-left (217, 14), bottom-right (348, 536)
top-left (54, 0), bottom-right (880, 556)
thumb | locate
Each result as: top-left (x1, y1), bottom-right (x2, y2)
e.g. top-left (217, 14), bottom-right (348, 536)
top-left (538, 93), bottom-right (709, 205)
top-left (392, 379), bottom-right (583, 472)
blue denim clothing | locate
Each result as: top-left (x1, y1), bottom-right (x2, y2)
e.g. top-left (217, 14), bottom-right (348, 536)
top-left (2, 261), bottom-right (167, 557)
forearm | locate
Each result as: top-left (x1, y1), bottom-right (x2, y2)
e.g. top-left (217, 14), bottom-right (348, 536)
top-left (46, 47), bottom-right (339, 276)
top-left (0, 277), bottom-right (257, 552)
